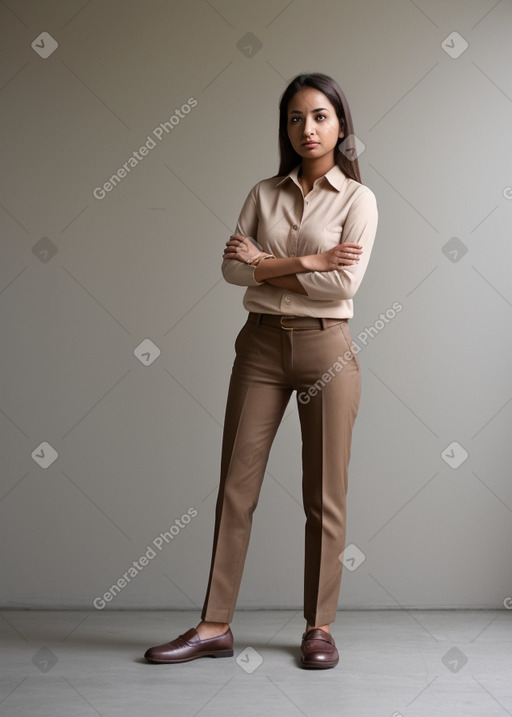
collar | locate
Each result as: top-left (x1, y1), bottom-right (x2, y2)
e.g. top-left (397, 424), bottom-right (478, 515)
top-left (275, 163), bottom-right (347, 192)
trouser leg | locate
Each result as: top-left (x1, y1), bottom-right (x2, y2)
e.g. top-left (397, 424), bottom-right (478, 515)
top-left (294, 321), bottom-right (361, 626)
top-left (201, 321), bottom-right (292, 623)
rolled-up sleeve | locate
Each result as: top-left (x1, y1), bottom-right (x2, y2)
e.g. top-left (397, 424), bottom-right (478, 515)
top-left (221, 184), bottom-right (265, 287)
top-left (296, 187), bottom-right (378, 301)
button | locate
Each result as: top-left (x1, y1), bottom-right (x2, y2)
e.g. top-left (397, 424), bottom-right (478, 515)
top-left (292, 224), bottom-right (298, 230)
top-left (284, 294), bottom-right (291, 304)
top-left (289, 252), bottom-right (296, 257)
top-left (305, 201), bottom-right (309, 205)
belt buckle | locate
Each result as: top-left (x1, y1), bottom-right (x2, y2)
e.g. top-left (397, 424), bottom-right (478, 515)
top-left (280, 315), bottom-right (295, 330)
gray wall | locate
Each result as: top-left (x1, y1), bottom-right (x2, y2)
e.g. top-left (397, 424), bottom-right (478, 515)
top-left (1, 0), bottom-right (511, 611)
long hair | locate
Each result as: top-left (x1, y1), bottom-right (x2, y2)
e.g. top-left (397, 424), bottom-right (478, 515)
top-left (273, 72), bottom-right (361, 183)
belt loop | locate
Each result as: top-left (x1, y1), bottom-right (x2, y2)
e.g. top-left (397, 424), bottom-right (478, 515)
top-left (320, 317), bottom-right (328, 330)
top-left (255, 312), bottom-right (262, 326)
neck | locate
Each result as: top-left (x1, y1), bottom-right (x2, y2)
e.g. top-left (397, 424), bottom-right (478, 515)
top-left (299, 155), bottom-right (336, 184)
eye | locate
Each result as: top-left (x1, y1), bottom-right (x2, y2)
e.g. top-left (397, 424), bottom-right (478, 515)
top-left (289, 114), bottom-right (327, 123)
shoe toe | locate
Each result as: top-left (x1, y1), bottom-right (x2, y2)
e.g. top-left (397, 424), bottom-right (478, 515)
top-left (300, 630), bottom-right (339, 669)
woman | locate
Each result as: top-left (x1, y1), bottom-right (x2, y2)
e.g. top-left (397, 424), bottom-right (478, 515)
top-left (145, 72), bottom-right (378, 669)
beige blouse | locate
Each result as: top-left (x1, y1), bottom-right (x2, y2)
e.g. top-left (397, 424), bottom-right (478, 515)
top-left (221, 163), bottom-right (378, 318)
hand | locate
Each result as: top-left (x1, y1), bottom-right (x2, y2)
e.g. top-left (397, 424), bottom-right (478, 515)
top-left (304, 242), bottom-right (363, 272)
top-left (223, 234), bottom-right (264, 263)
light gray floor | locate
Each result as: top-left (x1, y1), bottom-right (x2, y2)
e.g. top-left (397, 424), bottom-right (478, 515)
top-left (1, 609), bottom-right (511, 716)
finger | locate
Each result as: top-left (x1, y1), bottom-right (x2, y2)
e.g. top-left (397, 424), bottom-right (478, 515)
top-left (338, 244), bottom-right (361, 252)
top-left (337, 247), bottom-right (362, 256)
top-left (336, 249), bottom-right (361, 259)
top-left (338, 258), bottom-right (357, 265)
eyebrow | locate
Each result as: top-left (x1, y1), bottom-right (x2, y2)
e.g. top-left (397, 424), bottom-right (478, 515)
top-left (289, 107), bottom-right (329, 114)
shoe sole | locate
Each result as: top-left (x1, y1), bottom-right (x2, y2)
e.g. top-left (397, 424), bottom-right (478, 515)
top-left (145, 649), bottom-right (234, 664)
top-left (300, 657), bottom-right (339, 669)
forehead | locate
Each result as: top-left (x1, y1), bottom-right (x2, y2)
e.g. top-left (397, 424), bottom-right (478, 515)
top-left (287, 87), bottom-right (334, 113)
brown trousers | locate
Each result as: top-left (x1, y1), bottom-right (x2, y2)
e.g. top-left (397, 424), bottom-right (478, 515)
top-left (201, 312), bottom-right (361, 626)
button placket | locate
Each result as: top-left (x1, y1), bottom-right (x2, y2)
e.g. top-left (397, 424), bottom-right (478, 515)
top-left (294, 193), bottom-right (311, 257)
top-left (289, 218), bottom-right (299, 258)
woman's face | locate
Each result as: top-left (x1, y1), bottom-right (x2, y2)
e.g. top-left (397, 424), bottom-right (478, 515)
top-left (286, 87), bottom-right (344, 163)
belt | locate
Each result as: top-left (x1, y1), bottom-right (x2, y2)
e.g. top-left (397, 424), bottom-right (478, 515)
top-left (247, 312), bottom-right (347, 330)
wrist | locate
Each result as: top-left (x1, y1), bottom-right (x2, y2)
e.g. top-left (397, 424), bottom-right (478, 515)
top-left (250, 252), bottom-right (275, 267)
top-left (245, 251), bottom-right (265, 265)
top-left (299, 255), bottom-right (313, 271)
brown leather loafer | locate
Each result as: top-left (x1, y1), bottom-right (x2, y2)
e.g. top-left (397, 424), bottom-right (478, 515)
top-left (144, 627), bottom-right (234, 664)
top-left (300, 628), bottom-right (339, 669)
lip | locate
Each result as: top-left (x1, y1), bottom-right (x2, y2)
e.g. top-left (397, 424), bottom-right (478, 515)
top-left (302, 142), bottom-right (319, 148)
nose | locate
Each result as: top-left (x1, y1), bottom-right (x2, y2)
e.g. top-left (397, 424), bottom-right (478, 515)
top-left (303, 117), bottom-right (315, 137)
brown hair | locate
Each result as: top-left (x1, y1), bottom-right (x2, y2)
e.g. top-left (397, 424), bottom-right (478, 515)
top-left (273, 72), bottom-right (361, 183)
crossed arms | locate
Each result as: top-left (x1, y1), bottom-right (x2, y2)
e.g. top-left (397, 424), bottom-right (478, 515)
top-left (223, 235), bottom-right (363, 296)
